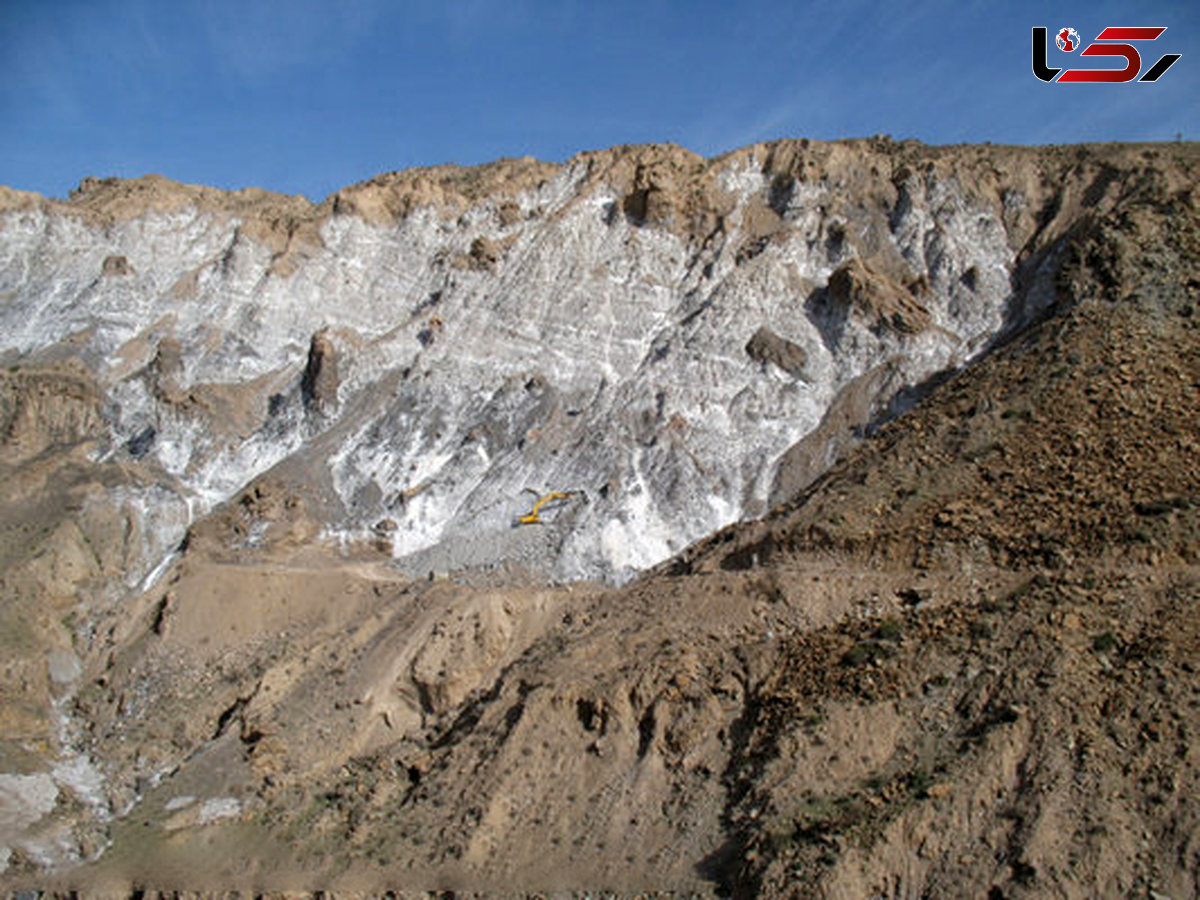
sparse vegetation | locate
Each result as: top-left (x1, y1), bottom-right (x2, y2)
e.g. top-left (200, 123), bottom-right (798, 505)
top-left (840, 640), bottom-right (879, 667)
top-left (1092, 631), bottom-right (1119, 654)
top-left (873, 618), bottom-right (903, 641)
top-left (968, 620), bottom-right (993, 640)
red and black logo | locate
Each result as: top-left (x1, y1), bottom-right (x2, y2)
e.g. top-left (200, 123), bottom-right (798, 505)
top-left (1033, 26), bottom-right (1181, 82)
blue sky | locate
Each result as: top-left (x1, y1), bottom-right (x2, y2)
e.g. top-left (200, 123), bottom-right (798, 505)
top-left (2, 0), bottom-right (1196, 201)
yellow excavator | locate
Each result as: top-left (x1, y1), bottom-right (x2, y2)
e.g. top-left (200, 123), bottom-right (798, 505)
top-left (515, 490), bottom-right (579, 525)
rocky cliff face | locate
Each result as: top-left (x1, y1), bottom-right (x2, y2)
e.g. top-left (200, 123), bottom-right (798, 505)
top-left (1, 139), bottom-right (1120, 585)
top-left (0, 139), bottom-right (1196, 893)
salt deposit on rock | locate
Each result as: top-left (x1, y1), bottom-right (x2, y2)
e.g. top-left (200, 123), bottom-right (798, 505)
top-left (0, 140), bottom-right (1054, 584)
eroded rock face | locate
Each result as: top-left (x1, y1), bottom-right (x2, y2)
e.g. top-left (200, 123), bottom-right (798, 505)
top-left (0, 140), bottom-right (1192, 587)
top-left (0, 139), bottom-right (1196, 891)
top-left (0, 364), bottom-right (105, 462)
top-left (2, 141), bottom-right (1190, 588)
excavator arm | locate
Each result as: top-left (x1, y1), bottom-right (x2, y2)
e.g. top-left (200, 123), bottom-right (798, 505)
top-left (517, 490), bottom-right (575, 525)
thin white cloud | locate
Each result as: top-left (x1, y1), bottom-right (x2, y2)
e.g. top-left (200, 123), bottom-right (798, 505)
top-left (197, 0), bottom-right (386, 81)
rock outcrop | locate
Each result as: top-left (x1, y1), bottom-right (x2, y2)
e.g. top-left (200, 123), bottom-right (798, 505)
top-left (0, 363), bottom-right (105, 462)
top-left (300, 329), bottom-right (339, 414)
top-left (744, 325), bottom-right (808, 378)
top-left (100, 254), bottom-right (132, 277)
top-left (825, 256), bottom-right (931, 335)
top-left (149, 336), bottom-right (184, 403)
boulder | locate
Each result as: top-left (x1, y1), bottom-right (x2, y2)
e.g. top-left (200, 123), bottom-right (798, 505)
top-left (745, 326), bottom-right (808, 378)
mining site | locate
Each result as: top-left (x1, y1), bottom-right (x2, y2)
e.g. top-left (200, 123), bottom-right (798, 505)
top-left (0, 138), bottom-right (1196, 897)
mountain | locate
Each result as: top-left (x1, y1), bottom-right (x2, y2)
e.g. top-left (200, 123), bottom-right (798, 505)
top-left (0, 138), bottom-right (1196, 896)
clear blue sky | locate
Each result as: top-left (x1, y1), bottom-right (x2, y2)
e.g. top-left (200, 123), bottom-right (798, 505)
top-left (2, 0), bottom-right (1196, 201)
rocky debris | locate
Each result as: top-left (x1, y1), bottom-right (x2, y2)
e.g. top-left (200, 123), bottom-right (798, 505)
top-left (300, 329), bottom-right (338, 414)
top-left (409, 595), bottom-right (516, 716)
top-left (744, 325), bottom-right (808, 378)
top-left (728, 565), bottom-right (1198, 899)
top-left (183, 477), bottom-right (317, 560)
